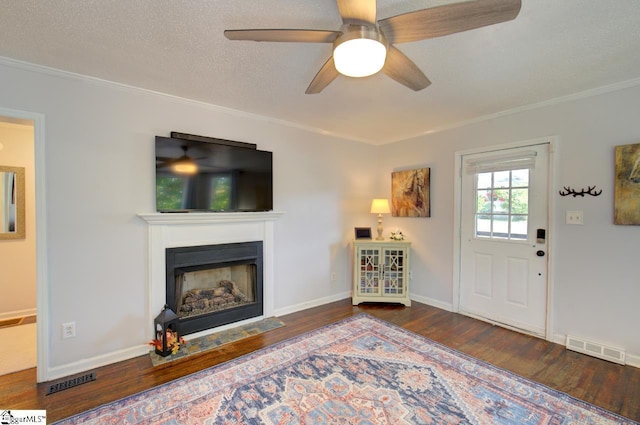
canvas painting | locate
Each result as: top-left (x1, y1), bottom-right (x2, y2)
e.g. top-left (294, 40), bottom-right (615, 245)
top-left (391, 168), bottom-right (430, 217)
top-left (614, 142), bottom-right (640, 225)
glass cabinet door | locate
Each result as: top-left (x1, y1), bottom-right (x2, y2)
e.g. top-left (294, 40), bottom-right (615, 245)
top-left (358, 248), bottom-right (381, 295)
top-left (383, 248), bottom-right (405, 295)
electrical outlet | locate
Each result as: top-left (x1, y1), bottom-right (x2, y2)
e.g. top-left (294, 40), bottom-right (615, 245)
top-left (62, 322), bottom-right (76, 339)
top-left (566, 210), bottom-right (584, 225)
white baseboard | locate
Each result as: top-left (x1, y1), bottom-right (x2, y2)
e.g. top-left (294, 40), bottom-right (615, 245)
top-left (0, 308), bottom-right (37, 321)
top-left (410, 294), bottom-right (454, 312)
top-left (274, 291), bottom-right (351, 317)
top-left (626, 353), bottom-right (640, 368)
top-left (274, 292), bottom-right (454, 317)
top-left (551, 333), bottom-right (566, 345)
top-left (45, 344), bottom-right (150, 382)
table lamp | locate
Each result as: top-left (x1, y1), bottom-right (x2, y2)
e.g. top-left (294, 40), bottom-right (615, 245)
top-left (370, 198), bottom-right (391, 240)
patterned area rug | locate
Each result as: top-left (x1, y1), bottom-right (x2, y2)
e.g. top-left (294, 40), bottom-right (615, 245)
top-left (54, 314), bottom-right (638, 424)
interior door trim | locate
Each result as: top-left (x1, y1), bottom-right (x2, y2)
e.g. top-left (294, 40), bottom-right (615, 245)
top-left (0, 107), bottom-right (48, 382)
top-left (453, 136), bottom-right (557, 342)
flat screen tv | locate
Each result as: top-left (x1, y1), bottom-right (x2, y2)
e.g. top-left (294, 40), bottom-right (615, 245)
top-left (155, 135), bottom-right (273, 212)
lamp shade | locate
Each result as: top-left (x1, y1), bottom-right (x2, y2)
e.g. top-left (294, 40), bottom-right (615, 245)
top-left (370, 198), bottom-right (391, 214)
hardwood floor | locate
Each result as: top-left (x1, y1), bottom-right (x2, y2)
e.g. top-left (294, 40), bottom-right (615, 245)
top-left (1, 299), bottom-right (639, 422)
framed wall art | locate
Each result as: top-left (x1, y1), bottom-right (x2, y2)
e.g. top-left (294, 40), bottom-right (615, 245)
top-left (614, 142), bottom-right (640, 225)
top-left (391, 168), bottom-right (430, 217)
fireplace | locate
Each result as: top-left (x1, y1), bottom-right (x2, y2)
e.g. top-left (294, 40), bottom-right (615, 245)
top-left (166, 241), bottom-right (263, 335)
top-left (140, 211), bottom-right (282, 343)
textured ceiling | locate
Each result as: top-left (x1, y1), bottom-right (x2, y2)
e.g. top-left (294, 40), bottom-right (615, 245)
top-left (1, 0), bottom-right (639, 144)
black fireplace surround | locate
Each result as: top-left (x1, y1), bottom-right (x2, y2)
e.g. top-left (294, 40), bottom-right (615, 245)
top-left (165, 241), bottom-right (263, 335)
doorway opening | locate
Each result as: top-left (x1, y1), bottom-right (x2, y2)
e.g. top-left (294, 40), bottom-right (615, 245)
top-left (0, 115), bottom-right (37, 376)
top-left (0, 108), bottom-right (47, 382)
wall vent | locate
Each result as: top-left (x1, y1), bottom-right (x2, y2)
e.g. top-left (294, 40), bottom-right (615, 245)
top-left (566, 336), bottom-right (626, 365)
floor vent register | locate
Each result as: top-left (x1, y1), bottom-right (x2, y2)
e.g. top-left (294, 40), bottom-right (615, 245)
top-left (46, 371), bottom-right (96, 395)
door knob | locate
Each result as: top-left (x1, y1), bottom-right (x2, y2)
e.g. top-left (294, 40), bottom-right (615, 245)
top-left (536, 250), bottom-right (545, 257)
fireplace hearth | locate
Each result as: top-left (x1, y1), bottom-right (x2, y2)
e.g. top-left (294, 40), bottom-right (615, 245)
top-left (166, 241), bottom-right (263, 335)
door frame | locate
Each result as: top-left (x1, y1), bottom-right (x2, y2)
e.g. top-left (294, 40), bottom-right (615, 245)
top-left (0, 107), bottom-right (49, 382)
top-left (453, 136), bottom-right (557, 342)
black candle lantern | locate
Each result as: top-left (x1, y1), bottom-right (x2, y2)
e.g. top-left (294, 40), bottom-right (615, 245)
top-left (153, 304), bottom-right (180, 357)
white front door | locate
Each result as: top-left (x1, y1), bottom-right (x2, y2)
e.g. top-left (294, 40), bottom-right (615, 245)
top-left (459, 143), bottom-right (549, 336)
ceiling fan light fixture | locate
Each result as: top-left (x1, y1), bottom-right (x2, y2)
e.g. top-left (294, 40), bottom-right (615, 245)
top-left (333, 26), bottom-right (387, 78)
top-left (172, 158), bottom-right (198, 175)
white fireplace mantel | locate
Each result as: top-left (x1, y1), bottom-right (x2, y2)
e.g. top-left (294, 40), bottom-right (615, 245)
top-left (139, 211), bottom-right (284, 339)
top-left (139, 211), bottom-right (284, 225)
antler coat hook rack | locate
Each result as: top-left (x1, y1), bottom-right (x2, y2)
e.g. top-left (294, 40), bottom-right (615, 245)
top-left (558, 185), bottom-right (602, 197)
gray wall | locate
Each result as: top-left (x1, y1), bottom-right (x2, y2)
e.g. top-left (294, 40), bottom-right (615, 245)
top-left (378, 84), bottom-right (640, 364)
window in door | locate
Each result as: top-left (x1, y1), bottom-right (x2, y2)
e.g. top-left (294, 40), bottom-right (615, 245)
top-left (475, 168), bottom-right (529, 240)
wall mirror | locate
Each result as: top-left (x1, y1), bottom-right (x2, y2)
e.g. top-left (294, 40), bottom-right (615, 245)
top-left (0, 165), bottom-right (25, 239)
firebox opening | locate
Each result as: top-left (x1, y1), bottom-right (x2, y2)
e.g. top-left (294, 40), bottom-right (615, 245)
top-left (165, 241), bottom-right (264, 336)
top-left (175, 263), bottom-right (257, 319)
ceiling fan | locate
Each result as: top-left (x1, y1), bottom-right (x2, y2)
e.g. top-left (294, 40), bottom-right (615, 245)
top-left (224, 0), bottom-right (521, 94)
top-left (157, 146), bottom-right (203, 175)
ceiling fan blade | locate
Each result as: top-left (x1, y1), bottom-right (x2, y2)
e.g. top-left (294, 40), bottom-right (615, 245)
top-left (306, 57), bottom-right (340, 94)
top-left (382, 46), bottom-right (431, 91)
top-left (224, 29), bottom-right (340, 43)
top-left (378, 0), bottom-right (521, 44)
top-left (336, 0), bottom-right (377, 25)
